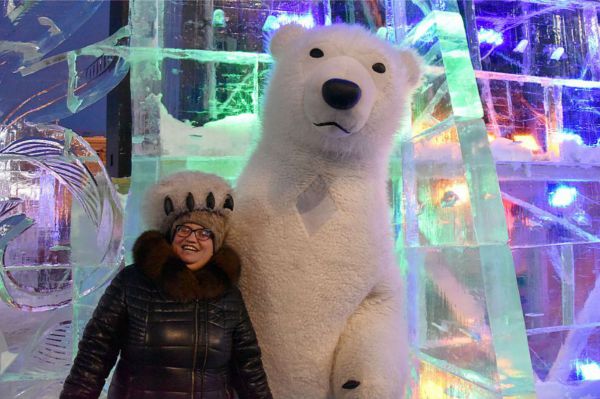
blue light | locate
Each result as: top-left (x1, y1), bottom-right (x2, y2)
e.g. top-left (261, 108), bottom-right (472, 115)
top-left (550, 46), bottom-right (565, 61)
top-left (262, 12), bottom-right (315, 32)
top-left (576, 360), bottom-right (600, 381)
top-left (549, 185), bottom-right (578, 208)
top-left (478, 27), bottom-right (504, 46)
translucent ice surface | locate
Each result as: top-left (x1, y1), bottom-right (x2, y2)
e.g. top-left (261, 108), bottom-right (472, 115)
top-left (0, 122), bottom-right (123, 310)
top-left (2, 1), bottom-right (600, 398)
top-left (409, 1), bottom-right (600, 398)
top-left (0, 122), bottom-right (122, 396)
top-left (0, 2), bottom-right (129, 126)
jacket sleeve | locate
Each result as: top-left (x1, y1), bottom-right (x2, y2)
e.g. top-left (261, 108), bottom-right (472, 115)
top-left (60, 268), bottom-right (128, 399)
top-left (231, 290), bottom-right (273, 399)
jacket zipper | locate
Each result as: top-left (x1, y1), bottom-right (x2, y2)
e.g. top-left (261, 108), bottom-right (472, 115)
top-left (200, 301), bottom-right (209, 397)
top-left (192, 300), bottom-right (198, 398)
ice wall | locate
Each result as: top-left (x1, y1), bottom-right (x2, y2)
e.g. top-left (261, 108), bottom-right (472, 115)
top-left (124, 1), bottom-right (538, 398)
top-left (465, 1), bottom-right (600, 397)
top-left (399, 2), bottom-right (535, 398)
top-left (2, 1), bottom-right (600, 398)
top-left (411, 1), bottom-right (600, 398)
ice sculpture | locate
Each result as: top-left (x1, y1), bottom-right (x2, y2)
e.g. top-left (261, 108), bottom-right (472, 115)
top-left (0, 122), bottom-right (122, 310)
top-left (402, 1), bottom-right (600, 398)
top-left (123, 1), bottom-right (535, 398)
top-left (0, 2), bottom-right (129, 125)
top-left (398, 3), bottom-right (536, 398)
top-left (0, 121), bottom-right (123, 395)
top-left (1, 1), bottom-right (600, 398)
top-left (468, 2), bottom-right (600, 398)
top-left (0, 2), bottom-right (125, 398)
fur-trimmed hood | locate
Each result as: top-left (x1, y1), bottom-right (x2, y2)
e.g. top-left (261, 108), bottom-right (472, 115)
top-left (132, 230), bottom-right (241, 302)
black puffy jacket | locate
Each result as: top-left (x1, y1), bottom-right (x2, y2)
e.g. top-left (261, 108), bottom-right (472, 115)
top-left (60, 231), bottom-right (272, 399)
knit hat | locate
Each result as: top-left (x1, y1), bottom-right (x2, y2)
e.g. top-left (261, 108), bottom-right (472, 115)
top-left (141, 171), bottom-right (234, 253)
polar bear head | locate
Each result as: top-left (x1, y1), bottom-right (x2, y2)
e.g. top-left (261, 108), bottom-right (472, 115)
top-left (261, 24), bottom-right (423, 160)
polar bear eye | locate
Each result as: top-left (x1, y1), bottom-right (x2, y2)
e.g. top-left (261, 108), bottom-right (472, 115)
top-left (372, 62), bottom-right (386, 74)
top-left (310, 48), bottom-right (324, 58)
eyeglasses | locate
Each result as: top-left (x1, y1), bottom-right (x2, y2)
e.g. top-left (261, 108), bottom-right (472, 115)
top-left (173, 225), bottom-right (214, 241)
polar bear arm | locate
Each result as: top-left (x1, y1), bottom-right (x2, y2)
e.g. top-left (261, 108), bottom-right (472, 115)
top-left (331, 286), bottom-right (409, 399)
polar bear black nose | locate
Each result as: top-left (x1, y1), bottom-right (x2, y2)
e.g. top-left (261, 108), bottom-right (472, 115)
top-left (322, 79), bottom-right (362, 110)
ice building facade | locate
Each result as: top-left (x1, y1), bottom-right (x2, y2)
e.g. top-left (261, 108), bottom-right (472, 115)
top-left (1, 1), bottom-right (600, 398)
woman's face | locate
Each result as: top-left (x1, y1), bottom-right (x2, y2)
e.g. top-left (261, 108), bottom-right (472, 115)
top-left (171, 222), bottom-right (214, 271)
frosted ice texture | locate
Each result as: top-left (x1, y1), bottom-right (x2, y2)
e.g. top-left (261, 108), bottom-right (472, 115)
top-left (0, 122), bottom-right (123, 396)
top-left (0, 2), bottom-right (129, 126)
top-left (2, 1), bottom-right (600, 399)
top-left (465, 2), bottom-right (600, 397)
top-left (408, 1), bottom-right (600, 398)
top-left (401, 6), bottom-right (536, 398)
top-left (0, 2), bottom-right (125, 396)
top-left (126, 1), bottom-right (536, 398)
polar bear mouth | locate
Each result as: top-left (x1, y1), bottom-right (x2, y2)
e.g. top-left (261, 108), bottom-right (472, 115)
top-left (313, 122), bottom-right (351, 135)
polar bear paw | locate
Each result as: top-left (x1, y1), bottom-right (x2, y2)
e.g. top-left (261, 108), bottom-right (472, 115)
top-left (336, 376), bottom-right (404, 399)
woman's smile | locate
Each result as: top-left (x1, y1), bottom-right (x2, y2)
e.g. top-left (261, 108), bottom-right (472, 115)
top-left (171, 222), bottom-right (214, 271)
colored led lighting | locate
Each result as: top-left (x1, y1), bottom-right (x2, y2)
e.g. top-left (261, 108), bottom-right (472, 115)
top-left (576, 361), bottom-right (600, 381)
top-left (478, 27), bottom-right (504, 46)
top-left (550, 47), bottom-right (565, 61)
top-left (262, 12), bottom-right (315, 32)
top-left (513, 39), bottom-right (529, 53)
top-left (513, 134), bottom-right (540, 152)
top-left (439, 183), bottom-right (469, 207)
top-left (549, 185), bottom-right (578, 208)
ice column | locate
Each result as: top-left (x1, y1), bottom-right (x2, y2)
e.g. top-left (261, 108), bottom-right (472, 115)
top-left (400, 2), bottom-right (536, 397)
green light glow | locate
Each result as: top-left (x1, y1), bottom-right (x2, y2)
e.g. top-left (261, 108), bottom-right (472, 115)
top-left (400, 3), bottom-right (535, 398)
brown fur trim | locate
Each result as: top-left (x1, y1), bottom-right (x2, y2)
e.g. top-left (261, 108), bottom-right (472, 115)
top-left (212, 246), bottom-right (241, 284)
top-left (132, 230), bottom-right (241, 301)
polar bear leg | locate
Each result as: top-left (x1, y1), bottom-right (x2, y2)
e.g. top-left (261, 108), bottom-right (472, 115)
top-left (331, 289), bottom-right (409, 399)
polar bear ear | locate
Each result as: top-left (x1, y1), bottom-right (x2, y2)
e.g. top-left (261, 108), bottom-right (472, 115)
top-left (397, 48), bottom-right (424, 89)
top-left (269, 24), bottom-right (307, 59)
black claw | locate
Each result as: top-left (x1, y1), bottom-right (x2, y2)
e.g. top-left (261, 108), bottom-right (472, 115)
top-left (223, 194), bottom-right (234, 211)
top-left (186, 192), bottom-right (195, 211)
top-left (164, 196), bottom-right (174, 215)
top-left (342, 380), bottom-right (360, 390)
top-left (206, 192), bottom-right (215, 209)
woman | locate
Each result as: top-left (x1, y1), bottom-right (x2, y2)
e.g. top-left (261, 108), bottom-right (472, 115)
top-left (60, 171), bottom-right (272, 399)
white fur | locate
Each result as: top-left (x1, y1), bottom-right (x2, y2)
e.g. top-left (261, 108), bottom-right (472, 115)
top-left (142, 171), bottom-right (233, 234)
top-left (228, 24), bottom-right (423, 399)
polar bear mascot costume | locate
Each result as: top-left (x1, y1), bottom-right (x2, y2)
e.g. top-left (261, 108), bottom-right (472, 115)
top-left (228, 23), bottom-right (423, 399)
